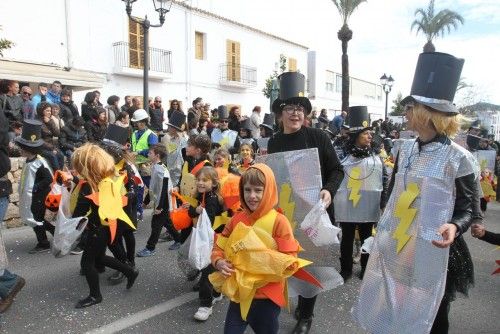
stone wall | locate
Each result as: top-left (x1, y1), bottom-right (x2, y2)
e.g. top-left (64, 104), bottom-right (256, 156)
top-left (3, 157), bottom-right (25, 228)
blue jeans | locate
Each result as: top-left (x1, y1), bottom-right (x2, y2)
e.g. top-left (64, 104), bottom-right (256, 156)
top-left (224, 299), bottom-right (280, 334)
top-left (0, 196), bottom-right (8, 223)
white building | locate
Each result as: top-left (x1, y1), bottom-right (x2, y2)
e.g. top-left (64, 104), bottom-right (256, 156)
top-left (475, 110), bottom-right (500, 141)
top-left (0, 0), bottom-right (382, 118)
top-left (307, 51), bottom-right (384, 120)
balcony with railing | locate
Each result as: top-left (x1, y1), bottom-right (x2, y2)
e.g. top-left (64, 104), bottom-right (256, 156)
top-left (112, 42), bottom-right (172, 79)
top-left (219, 63), bottom-right (257, 88)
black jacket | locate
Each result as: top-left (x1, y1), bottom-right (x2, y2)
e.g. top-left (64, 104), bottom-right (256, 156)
top-left (59, 101), bottom-right (79, 124)
top-left (59, 123), bottom-right (88, 151)
top-left (149, 108), bottom-right (163, 132)
top-left (85, 121), bottom-right (107, 142)
top-left (0, 104), bottom-right (12, 198)
top-left (188, 190), bottom-right (224, 232)
top-left (81, 103), bottom-right (97, 123)
top-left (268, 126), bottom-right (345, 198)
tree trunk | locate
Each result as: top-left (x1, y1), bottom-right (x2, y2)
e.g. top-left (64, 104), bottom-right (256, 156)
top-left (423, 40), bottom-right (435, 52)
top-left (338, 24), bottom-right (352, 112)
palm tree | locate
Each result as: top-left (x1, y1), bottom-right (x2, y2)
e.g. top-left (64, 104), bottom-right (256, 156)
top-left (332, 0), bottom-right (366, 112)
top-left (411, 0), bottom-right (464, 52)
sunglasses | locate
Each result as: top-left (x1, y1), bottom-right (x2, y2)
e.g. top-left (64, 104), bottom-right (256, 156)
top-left (220, 120), bottom-right (229, 123)
top-left (23, 92), bottom-right (32, 96)
top-left (155, 100), bottom-right (162, 103)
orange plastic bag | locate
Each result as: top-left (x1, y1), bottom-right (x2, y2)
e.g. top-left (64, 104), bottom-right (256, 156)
top-left (170, 192), bottom-right (192, 230)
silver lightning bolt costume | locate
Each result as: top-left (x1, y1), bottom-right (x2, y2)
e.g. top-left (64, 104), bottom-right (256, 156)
top-left (352, 138), bottom-right (478, 334)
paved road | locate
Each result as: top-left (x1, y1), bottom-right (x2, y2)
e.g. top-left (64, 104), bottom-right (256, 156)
top-left (1, 203), bottom-right (499, 333)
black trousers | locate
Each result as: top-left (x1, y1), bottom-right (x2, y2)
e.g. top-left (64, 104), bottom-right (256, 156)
top-left (109, 225), bottom-right (136, 266)
top-left (430, 297), bottom-right (450, 334)
top-left (146, 210), bottom-right (179, 250)
top-left (33, 221), bottom-right (55, 245)
top-left (297, 295), bottom-right (317, 319)
top-left (81, 225), bottom-right (135, 298)
top-left (340, 222), bottom-right (374, 273)
top-left (199, 264), bottom-right (220, 307)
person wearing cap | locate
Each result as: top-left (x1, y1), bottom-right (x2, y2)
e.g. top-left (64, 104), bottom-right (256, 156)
top-left (14, 119), bottom-right (55, 254)
top-left (353, 52), bottom-right (479, 334)
top-left (130, 108), bottom-right (159, 221)
top-left (333, 106), bottom-right (389, 282)
top-left (100, 124), bottom-right (142, 283)
top-left (267, 72), bottom-right (344, 334)
top-left (211, 105), bottom-right (238, 151)
top-left (0, 106), bottom-right (26, 313)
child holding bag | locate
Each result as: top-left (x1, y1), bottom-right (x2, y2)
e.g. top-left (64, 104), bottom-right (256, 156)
top-left (186, 166), bottom-right (224, 321)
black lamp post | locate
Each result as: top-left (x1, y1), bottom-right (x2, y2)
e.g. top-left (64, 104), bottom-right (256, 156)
top-left (380, 73), bottom-right (394, 120)
top-left (122, 0), bottom-right (172, 113)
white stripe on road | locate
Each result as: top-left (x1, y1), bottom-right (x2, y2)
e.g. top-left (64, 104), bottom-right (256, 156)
top-left (85, 292), bottom-right (198, 334)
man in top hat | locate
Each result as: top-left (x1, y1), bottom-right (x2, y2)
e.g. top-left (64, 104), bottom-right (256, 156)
top-left (267, 71), bottom-right (344, 334)
top-left (130, 109), bottom-right (158, 221)
top-left (210, 105), bottom-right (238, 151)
top-left (353, 52), bottom-right (479, 334)
top-left (14, 120), bottom-right (55, 254)
top-left (162, 110), bottom-right (188, 189)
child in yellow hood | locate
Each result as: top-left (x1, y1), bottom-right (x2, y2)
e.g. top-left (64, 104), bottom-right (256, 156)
top-left (211, 163), bottom-right (298, 334)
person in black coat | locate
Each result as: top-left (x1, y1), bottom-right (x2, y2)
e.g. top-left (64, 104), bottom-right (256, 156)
top-left (59, 89), bottom-right (80, 124)
top-left (59, 116), bottom-right (87, 160)
top-left (267, 72), bottom-right (344, 334)
top-left (85, 107), bottom-right (107, 143)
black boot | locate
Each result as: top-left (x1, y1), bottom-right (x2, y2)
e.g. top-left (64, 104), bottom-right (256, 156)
top-left (108, 270), bottom-right (125, 285)
top-left (126, 269), bottom-right (139, 289)
top-left (291, 317), bottom-right (313, 334)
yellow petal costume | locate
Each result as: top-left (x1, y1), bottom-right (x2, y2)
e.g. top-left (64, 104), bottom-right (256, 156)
top-left (85, 175), bottom-right (135, 243)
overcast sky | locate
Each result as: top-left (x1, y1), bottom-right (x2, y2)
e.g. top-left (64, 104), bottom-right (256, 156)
top-left (190, 0), bottom-right (500, 105)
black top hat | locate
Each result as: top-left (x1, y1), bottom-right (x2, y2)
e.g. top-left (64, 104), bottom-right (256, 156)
top-left (466, 134), bottom-right (481, 151)
top-left (260, 113), bottom-right (275, 131)
top-left (346, 106), bottom-right (371, 132)
top-left (383, 137), bottom-right (394, 151)
top-left (240, 118), bottom-right (252, 131)
top-left (103, 123), bottom-right (129, 147)
top-left (217, 105), bottom-right (229, 120)
top-left (401, 52), bottom-right (464, 114)
top-left (14, 119), bottom-right (44, 147)
top-left (271, 72), bottom-right (312, 115)
top-left (165, 111), bottom-right (186, 131)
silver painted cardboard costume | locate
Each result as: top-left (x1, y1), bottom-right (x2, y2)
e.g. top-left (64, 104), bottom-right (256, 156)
top-left (18, 156), bottom-right (53, 227)
top-left (256, 148), bottom-right (343, 298)
top-left (162, 134), bottom-right (187, 187)
top-left (352, 139), bottom-right (478, 334)
top-left (148, 163), bottom-right (173, 211)
top-left (211, 128), bottom-right (238, 150)
top-left (334, 153), bottom-right (383, 223)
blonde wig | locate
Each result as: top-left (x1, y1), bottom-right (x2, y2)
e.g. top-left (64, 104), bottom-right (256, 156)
top-left (410, 103), bottom-right (463, 137)
top-left (72, 143), bottom-right (116, 192)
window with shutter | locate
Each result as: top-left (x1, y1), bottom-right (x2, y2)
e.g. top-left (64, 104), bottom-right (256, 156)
top-left (288, 57), bottom-right (297, 72)
top-left (226, 40), bottom-right (241, 82)
top-left (195, 32), bottom-right (204, 60)
top-left (128, 18), bottom-right (145, 69)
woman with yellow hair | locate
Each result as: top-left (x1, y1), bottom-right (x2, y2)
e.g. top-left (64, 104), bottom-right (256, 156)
top-left (71, 143), bottom-right (139, 308)
top-left (353, 52), bottom-right (479, 334)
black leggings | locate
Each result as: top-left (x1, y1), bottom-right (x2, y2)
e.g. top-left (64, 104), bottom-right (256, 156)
top-left (146, 210), bottom-right (179, 250)
top-left (33, 221), bottom-right (55, 245)
top-left (340, 222), bottom-right (374, 273)
top-left (109, 228), bottom-right (136, 265)
top-left (81, 226), bottom-right (135, 298)
top-left (430, 297), bottom-right (450, 334)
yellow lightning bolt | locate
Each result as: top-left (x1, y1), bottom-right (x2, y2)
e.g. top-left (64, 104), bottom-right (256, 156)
top-left (219, 136), bottom-right (229, 148)
top-left (392, 182), bottom-right (420, 254)
top-left (347, 167), bottom-right (362, 207)
top-left (480, 159), bottom-right (487, 171)
top-left (279, 183), bottom-right (296, 228)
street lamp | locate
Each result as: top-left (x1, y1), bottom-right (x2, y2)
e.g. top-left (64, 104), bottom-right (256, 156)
top-left (122, 0), bottom-right (172, 112)
top-left (380, 73), bottom-right (394, 120)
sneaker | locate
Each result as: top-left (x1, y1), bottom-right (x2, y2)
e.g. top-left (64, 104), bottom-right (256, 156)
top-left (0, 277), bottom-right (26, 313)
top-left (168, 242), bottom-right (181, 250)
top-left (136, 248), bottom-right (155, 257)
top-left (75, 295), bottom-right (102, 309)
top-left (28, 243), bottom-right (50, 254)
top-left (212, 295), bottom-right (223, 305)
top-left (108, 270), bottom-right (125, 284)
top-left (70, 246), bottom-right (84, 255)
top-left (158, 232), bottom-right (173, 243)
top-left (193, 306), bottom-right (213, 321)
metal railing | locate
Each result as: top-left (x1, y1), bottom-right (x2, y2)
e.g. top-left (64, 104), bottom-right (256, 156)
top-left (112, 41), bottom-right (172, 74)
top-left (219, 63), bottom-right (257, 86)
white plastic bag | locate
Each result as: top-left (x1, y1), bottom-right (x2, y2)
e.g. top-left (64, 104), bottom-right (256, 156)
top-left (51, 184), bottom-right (88, 257)
top-left (300, 200), bottom-right (341, 247)
top-left (188, 209), bottom-right (214, 270)
top-left (361, 236), bottom-right (374, 254)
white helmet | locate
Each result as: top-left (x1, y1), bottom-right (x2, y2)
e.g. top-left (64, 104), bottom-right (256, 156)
top-left (131, 109), bottom-right (149, 122)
